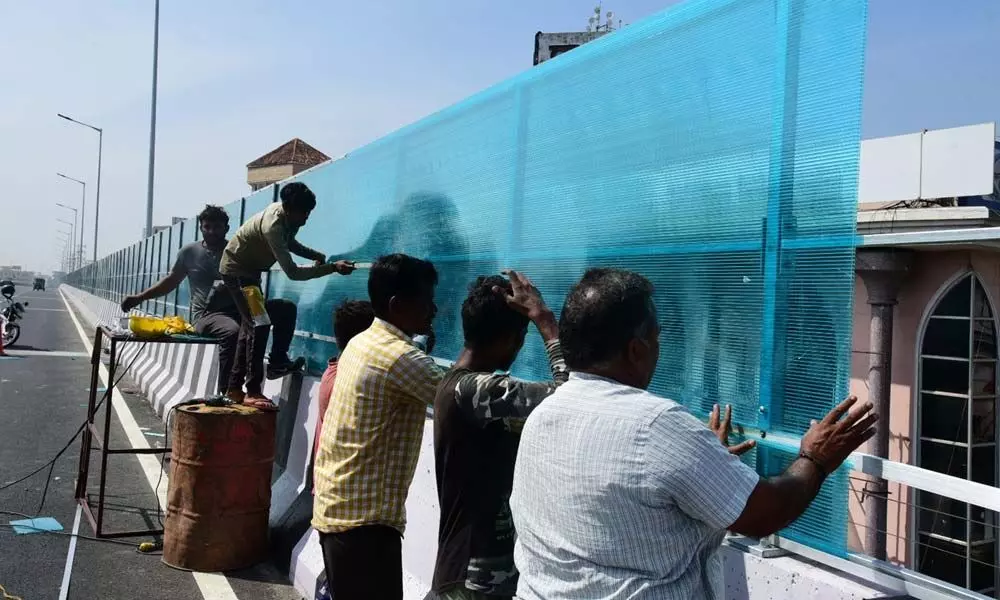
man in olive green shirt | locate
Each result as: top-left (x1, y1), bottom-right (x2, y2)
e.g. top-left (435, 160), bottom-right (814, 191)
top-left (220, 181), bottom-right (354, 409)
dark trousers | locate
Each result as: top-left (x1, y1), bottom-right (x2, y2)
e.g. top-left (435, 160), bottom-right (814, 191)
top-left (319, 526), bottom-right (402, 600)
top-left (196, 287), bottom-right (297, 395)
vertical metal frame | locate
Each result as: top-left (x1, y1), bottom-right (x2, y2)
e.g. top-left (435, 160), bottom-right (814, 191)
top-left (164, 226), bottom-right (172, 315)
top-left (155, 231), bottom-right (164, 315)
top-left (757, 0), bottom-right (801, 434)
top-left (173, 221), bottom-right (184, 316)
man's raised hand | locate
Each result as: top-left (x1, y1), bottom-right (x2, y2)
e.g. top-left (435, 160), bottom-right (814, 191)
top-left (709, 404), bottom-right (756, 456)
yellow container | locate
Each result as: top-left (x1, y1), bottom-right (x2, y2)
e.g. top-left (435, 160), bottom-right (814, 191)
top-left (240, 285), bottom-right (271, 328)
top-left (129, 315), bottom-right (168, 337)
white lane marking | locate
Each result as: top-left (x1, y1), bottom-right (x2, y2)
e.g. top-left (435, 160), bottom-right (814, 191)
top-left (192, 573), bottom-right (245, 600)
top-left (59, 290), bottom-right (240, 600)
top-left (4, 350), bottom-right (89, 358)
top-left (58, 504), bottom-right (83, 600)
top-left (25, 307), bottom-right (69, 312)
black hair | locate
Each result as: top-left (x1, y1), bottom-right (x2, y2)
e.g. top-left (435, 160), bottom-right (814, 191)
top-left (461, 275), bottom-right (529, 349)
top-left (279, 181), bottom-right (317, 213)
top-left (559, 268), bottom-right (657, 369)
top-left (333, 300), bottom-right (375, 350)
top-left (367, 254), bottom-right (439, 316)
top-left (198, 204), bottom-right (229, 225)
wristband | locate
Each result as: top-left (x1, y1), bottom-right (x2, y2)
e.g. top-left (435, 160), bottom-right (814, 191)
top-left (798, 452), bottom-right (828, 478)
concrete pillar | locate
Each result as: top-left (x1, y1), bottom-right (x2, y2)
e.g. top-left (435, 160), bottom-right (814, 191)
top-left (854, 248), bottom-right (913, 561)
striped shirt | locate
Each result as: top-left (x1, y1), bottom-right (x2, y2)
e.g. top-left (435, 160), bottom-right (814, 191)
top-left (312, 318), bottom-right (445, 534)
top-left (510, 372), bottom-right (760, 600)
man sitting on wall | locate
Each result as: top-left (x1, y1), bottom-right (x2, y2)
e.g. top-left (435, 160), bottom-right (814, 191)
top-left (219, 182), bottom-right (356, 410)
top-left (313, 253), bottom-right (444, 600)
top-left (120, 205), bottom-right (304, 396)
top-left (426, 271), bottom-right (568, 600)
top-left (509, 268), bottom-right (878, 600)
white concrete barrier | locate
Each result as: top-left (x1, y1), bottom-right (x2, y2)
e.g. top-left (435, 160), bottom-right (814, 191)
top-left (60, 284), bottom-right (897, 600)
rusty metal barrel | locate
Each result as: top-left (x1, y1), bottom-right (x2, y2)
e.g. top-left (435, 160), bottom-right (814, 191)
top-left (162, 402), bottom-right (276, 572)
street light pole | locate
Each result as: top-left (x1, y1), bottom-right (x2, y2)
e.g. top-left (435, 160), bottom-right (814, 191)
top-left (56, 204), bottom-right (79, 270)
top-left (95, 128), bottom-right (103, 262)
top-left (56, 172), bottom-right (86, 269)
top-left (57, 114), bottom-right (103, 263)
top-left (56, 224), bottom-right (73, 272)
top-left (145, 0), bottom-right (160, 239)
top-left (57, 235), bottom-right (71, 272)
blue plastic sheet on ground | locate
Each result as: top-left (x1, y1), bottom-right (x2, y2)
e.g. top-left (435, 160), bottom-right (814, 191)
top-left (10, 517), bottom-right (63, 535)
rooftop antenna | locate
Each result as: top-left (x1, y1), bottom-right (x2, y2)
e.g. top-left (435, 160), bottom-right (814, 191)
top-left (587, 4), bottom-right (617, 33)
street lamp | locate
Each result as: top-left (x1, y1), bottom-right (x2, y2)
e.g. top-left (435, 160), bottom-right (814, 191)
top-left (56, 203), bottom-right (79, 270)
top-left (58, 113), bottom-right (103, 262)
top-left (56, 173), bottom-right (86, 269)
top-left (56, 225), bottom-right (73, 272)
top-left (142, 0), bottom-right (161, 240)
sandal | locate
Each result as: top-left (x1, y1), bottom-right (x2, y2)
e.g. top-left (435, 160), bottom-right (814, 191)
top-left (243, 395), bottom-right (279, 412)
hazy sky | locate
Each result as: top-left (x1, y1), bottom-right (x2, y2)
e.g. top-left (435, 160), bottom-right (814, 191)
top-left (1, 0), bottom-right (997, 273)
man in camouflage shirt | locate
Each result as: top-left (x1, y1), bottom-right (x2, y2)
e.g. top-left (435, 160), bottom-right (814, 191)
top-left (427, 271), bottom-right (569, 600)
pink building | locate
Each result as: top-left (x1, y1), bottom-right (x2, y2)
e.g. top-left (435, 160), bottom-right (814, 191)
top-left (848, 203), bottom-right (1000, 596)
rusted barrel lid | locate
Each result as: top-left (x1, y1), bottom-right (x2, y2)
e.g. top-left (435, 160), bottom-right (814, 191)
top-left (176, 402), bottom-right (267, 416)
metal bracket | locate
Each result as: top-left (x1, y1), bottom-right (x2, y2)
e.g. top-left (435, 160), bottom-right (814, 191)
top-left (726, 534), bottom-right (790, 558)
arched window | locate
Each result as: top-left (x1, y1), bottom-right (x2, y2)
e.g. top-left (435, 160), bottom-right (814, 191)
top-left (916, 273), bottom-right (999, 596)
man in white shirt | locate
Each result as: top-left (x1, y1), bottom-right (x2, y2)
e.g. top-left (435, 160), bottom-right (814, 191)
top-left (509, 268), bottom-right (877, 600)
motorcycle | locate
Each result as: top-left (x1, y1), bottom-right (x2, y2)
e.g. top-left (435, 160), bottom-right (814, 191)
top-left (0, 281), bottom-right (27, 347)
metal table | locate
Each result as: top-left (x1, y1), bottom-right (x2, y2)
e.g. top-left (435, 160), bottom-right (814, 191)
top-left (74, 325), bottom-right (218, 538)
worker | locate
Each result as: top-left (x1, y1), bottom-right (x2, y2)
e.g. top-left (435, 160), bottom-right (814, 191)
top-left (312, 299), bottom-right (376, 473)
top-left (313, 253), bottom-right (443, 600)
top-left (120, 205), bottom-right (304, 394)
top-left (509, 268), bottom-right (877, 600)
top-left (426, 271), bottom-right (568, 600)
top-left (219, 182), bottom-right (355, 410)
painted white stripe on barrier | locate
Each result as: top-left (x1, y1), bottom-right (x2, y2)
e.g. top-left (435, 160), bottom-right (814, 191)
top-left (183, 346), bottom-right (198, 392)
top-left (269, 376), bottom-right (322, 525)
top-left (198, 347), bottom-right (216, 398)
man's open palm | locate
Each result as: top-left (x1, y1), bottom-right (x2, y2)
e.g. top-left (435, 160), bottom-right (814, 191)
top-left (709, 404), bottom-right (756, 456)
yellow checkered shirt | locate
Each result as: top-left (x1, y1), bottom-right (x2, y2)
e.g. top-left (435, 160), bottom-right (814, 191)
top-left (312, 318), bottom-right (444, 534)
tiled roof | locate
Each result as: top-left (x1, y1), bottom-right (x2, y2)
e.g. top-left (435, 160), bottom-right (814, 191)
top-left (247, 138), bottom-right (331, 169)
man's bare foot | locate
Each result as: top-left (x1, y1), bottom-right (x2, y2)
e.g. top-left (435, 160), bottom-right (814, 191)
top-left (243, 393), bottom-right (278, 412)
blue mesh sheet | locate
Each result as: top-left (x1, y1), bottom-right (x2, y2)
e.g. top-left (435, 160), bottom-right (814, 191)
top-left (130, 242), bottom-right (141, 296)
top-left (66, 0), bottom-right (866, 556)
top-left (153, 230), bottom-right (168, 316)
top-left (176, 218), bottom-right (197, 321)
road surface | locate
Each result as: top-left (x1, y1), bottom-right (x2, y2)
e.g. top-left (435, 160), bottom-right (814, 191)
top-left (0, 287), bottom-right (302, 600)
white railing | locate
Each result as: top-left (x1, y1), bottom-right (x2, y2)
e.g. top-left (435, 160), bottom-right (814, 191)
top-left (751, 429), bottom-right (998, 599)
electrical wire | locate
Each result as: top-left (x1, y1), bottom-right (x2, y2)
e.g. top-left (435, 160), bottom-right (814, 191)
top-left (0, 519), bottom-right (145, 548)
top-left (0, 342), bottom-right (147, 509)
top-left (154, 398), bottom-right (205, 529)
top-left (0, 583), bottom-right (23, 600)
top-left (154, 405), bottom-right (174, 530)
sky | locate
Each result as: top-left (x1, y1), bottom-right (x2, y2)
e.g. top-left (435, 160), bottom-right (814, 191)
top-left (0, 0), bottom-right (998, 274)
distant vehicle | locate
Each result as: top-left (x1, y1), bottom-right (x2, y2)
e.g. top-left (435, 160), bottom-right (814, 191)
top-left (33, 278), bottom-right (45, 291)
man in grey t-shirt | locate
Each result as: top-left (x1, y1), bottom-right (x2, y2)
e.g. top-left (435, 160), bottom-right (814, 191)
top-left (121, 205), bottom-right (304, 395)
